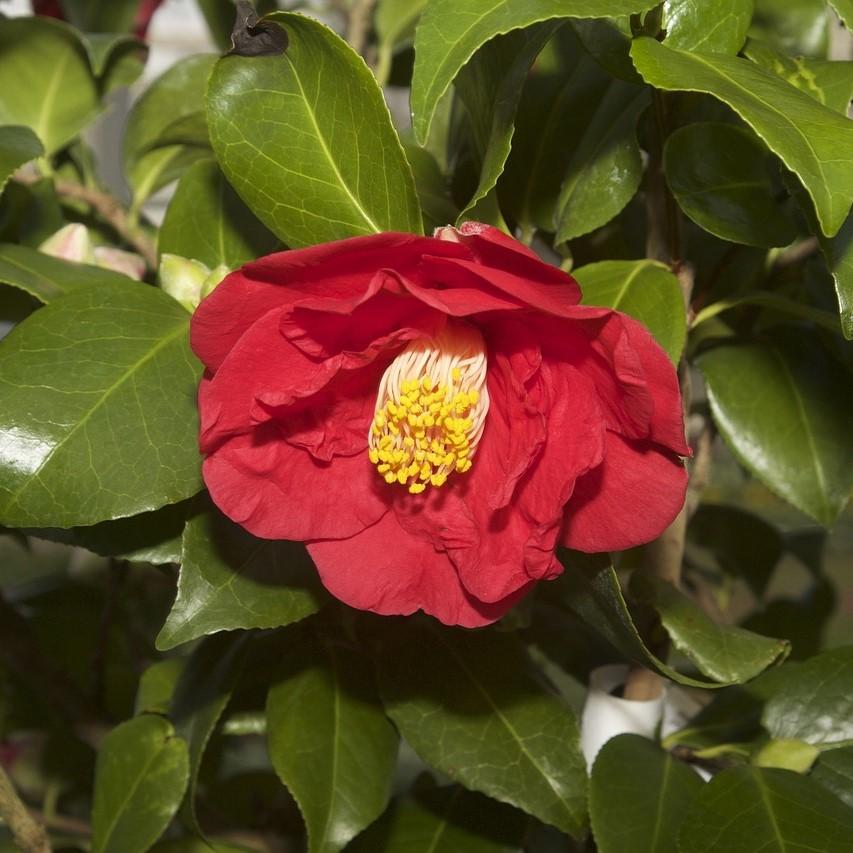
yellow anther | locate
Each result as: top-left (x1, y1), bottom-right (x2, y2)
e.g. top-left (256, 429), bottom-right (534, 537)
top-left (457, 447), bottom-right (470, 459)
top-left (379, 435), bottom-right (393, 449)
top-left (388, 422), bottom-right (400, 435)
top-left (422, 376), bottom-right (434, 392)
top-left (396, 469), bottom-right (408, 485)
top-left (371, 423), bottom-right (381, 437)
top-left (377, 463), bottom-right (391, 473)
top-left (409, 482), bottom-right (426, 494)
top-left (452, 366), bottom-right (461, 381)
top-left (369, 449), bottom-right (380, 464)
top-left (423, 414), bottom-right (435, 427)
top-left (430, 472), bottom-right (447, 488)
top-left (384, 471), bottom-right (397, 484)
top-left (468, 388), bottom-right (480, 404)
top-left (403, 436), bottom-right (415, 448)
top-left (420, 463), bottom-right (432, 480)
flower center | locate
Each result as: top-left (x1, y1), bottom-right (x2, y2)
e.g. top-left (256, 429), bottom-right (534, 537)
top-left (368, 324), bottom-right (489, 494)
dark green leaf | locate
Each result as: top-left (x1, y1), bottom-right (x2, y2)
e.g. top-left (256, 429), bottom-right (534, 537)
top-left (59, 0), bottom-right (138, 33)
top-left (678, 766), bottom-right (853, 853)
top-left (267, 631), bottom-right (399, 853)
top-left (400, 140), bottom-right (458, 230)
top-left (91, 714), bottom-right (189, 853)
top-left (569, 16), bottom-right (640, 83)
top-left (818, 209), bottom-right (853, 339)
top-left (0, 17), bottom-right (100, 155)
top-left (171, 633), bottom-right (248, 831)
top-left (207, 12), bottom-right (422, 247)
top-left (375, 623), bottom-right (587, 837)
top-left (410, 0), bottom-right (660, 144)
top-left (663, 0), bottom-right (753, 54)
top-left (697, 337), bottom-right (853, 525)
top-left (590, 734), bottom-right (704, 853)
top-left (0, 126), bottom-right (43, 195)
top-left (135, 659), bottom-right (186, 716)
top-left (631, 37), bottom-right (853, 237)
top-left (574, 260), bottom-right (685, 362)
top-left (813, 746), bottom-right (853, 809)
top-left (156, 502), bottom-right (324, 650)
top-left (159, 160), bottom-right (278, 268)
top-left (763, 647), bottom-right (853, 746)
top-left (0, 283), bottom-right (203, 528)
top-left (664, 122), bottom-right (797, 248)
top-left (0, 242), bottom-right (138, 303)
top-left (631, 575), bottom-right (790, 684)
top-left (348, 784), bottom-right (526, 853)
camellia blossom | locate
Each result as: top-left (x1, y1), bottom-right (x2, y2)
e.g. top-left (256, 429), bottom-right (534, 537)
top-left (192, 224), bottom-right (689, 627)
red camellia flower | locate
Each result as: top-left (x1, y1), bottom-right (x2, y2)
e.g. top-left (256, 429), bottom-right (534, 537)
top-left (192, 224), bottom-right (688, 627)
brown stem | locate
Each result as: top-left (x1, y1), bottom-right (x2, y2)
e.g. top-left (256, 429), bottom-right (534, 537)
top-left (13, 175), bottom-right (157, 270)
top-left (0, 766), bottom-right (51, 853)
top-left (346, 0), bottom-right (376, 57)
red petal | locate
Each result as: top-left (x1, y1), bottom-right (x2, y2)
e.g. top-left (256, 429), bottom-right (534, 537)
top-left (307, 512), bottom-right (530, 627)
top-left (561, 431), bottom-right (688, 553)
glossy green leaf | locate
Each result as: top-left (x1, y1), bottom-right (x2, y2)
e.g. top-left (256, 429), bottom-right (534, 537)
top-left (0, 126), bottom-right (43, 196)
top-left (207, 12), bottom-right (422, 248)
top-left (590, 734), bottom-right (704, 853)
top-left (574, 260), bottom-right (686, 362)
top-left (0, 17), bottom-right (100, 155)
top-left (663, 0), bottom-right (753, 54)
top-left (631, 37), bottom-right (853, 237)
top-left (123, 55), bottom-right (216, 208)
top-left (91, 714), bottom-right (189, 853)
top-left (631, 575), bottom-right (789, 683)
top-left (763, 647), bottom-right (853, 746)
top-left (813, 746), bottom-right (853, 809)
top-left (159, 160), bottom-right (278, 268)
top-left (375, 623), bottom-right (587, 837)
top-left (0, 283), bottom-right (202, 528)
top-left (410, 0), bottom-right (660, 144)
top-left (0, 242), bottom-right (137, 303)
top-left (678, 766), bottom-right (853, 853)
top-left (748, 0), bottom-right (830, 58)
top-left (267, 632), bottom-right (399, 853)
top-left (697, 337), bottom-right (853, 525)
top-left (664, 123), bottom-right (797, 248)
top-left (171, 634), bottom-right (248, 831)
top-left (349, 784), bottom-right (526, 853)
top-left (569, 16), bottom-right (640, 83)
top-left (60, 0), bottom-right (138, 33)
top-left (156, 503), bottom-right (324, 650)
top-left (819, 210), bottom-right (853, 339)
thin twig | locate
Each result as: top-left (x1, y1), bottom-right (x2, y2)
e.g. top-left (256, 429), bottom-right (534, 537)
top-left (346, 0), bottom-right (376, 57)
top-left (770, 236), bottom-right (819, 273)
top-left (0, 766), bottom-right (51, 853)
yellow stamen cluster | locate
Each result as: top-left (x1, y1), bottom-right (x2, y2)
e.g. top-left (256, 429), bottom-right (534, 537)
top-left (369, 371), bottom-right (481, 494)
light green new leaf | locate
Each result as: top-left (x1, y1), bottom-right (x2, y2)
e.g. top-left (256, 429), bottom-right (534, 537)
top-left (678, 766), bottom-right (853, 853)
top-left (574, 260), bottom-right (685, 362)
top-left (376, 623), bottom-right (587, 837)
top-left (267, 632), bottom-right (399, 853)
top-left (92, 714), bottom-right (189, 853)
top-left (663, 122), bottom-right (797, 248)
top-left (159, 160), bottom-right (278, 268)
top-left (697, 338), bottom-right (853, 526)
top-left (411, 0), bottom-right (660, 144)
top-left (631, 37), bottom-right (853, 237)
top-left (0, 127), bottom-right (43, 196)
top-left (0, 243), bottom-right (137, 303)
top-left (156, 503), bottom-right (324, 650)
top-left (0, 17), bottom-right (100, 155)
top-left (0, 283), bottom-right (203, 528)
top-left (348, 784), bottom-right (527, 853)
top-left (663, 0), bottom-right (754, 54)
top-left (590, 735), bottom-right (704, 853)
top-left (763, 647), bottom-right (853, 746)
top-left (208, 12), bottom-right (422, 248)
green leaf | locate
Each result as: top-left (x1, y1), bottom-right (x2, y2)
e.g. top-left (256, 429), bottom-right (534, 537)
top-left (748, 0), bottom-right (830, 58)
top-left (697, 337), bottom-right (853, 525)
top-left (753, 738), bottom-right (820, 773)
top-left (135, 659), bottom-right (186, 716)
top-left (663, 122), bottom-right (797, 249)
top-left (158, 160), bottom-right (278, 269)
top-left (171, 634), bottom-right (248, 831)
top-left (410, 0), bottom-right (660, 144)
top-left (818, 210), bottom-right (853, 339)
top-left (0, 17), bottom-right (101, 155)
top-left (454, 24), bottom-right (557, 220)
top-left (0, 242), bottom-right (137, 303)
top-left (829, 0), bottom-right (853, 26)
top-left (813, 746), bottom-right (853, 809)
top-left (0, 283), bottom-right (203, 528)
top-left (663, 0), bottom-right (753, 54)
top-left (630, 37), bottom-right (853, 237)
top-left (569, 16), bottom-right (640, 83)
top-left (590, 734), bottom-right (704, 853)
top-left (156, 502), bottom-right (324, 651)
top-left (574, 260), bottom-right (685, 362)
top-left (763, 647), bottom-right (853, 746)
top-left (375, 623), bottom-right (587, 837)
top-left (678, 766), bottom-right (853, 853)
top-left (207, 12), bottom-right (422, 248)
top-left (401, 140), bottom-right (458, 230)
top-left (123, 55), bottom-right (216, 209)
top-left (59, 0), bottom-right (139, 33)
top-left (267, 631), bottom-right (399, 853)
top-left (92, 714), bottom-right (190, 853)
top-left (348, 784), bottom-right (527, 853)
top-left (0, 126), bottom-right (43, 196)
top-left (631, 575), bottom-right (790, 684)
top-left (375, 0), bottom-right (427, 84)
top-left (84, 33), bottom-right (148, 96)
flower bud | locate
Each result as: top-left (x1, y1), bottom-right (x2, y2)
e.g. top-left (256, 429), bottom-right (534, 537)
top-left (39, 223), bottom-right (95, 264)
top-left (158, 254), bottom-right (211, 312)
top-left (200, 264), bottom-right (230, 300)
top-left (93, 247), bottom-right (146, 281)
